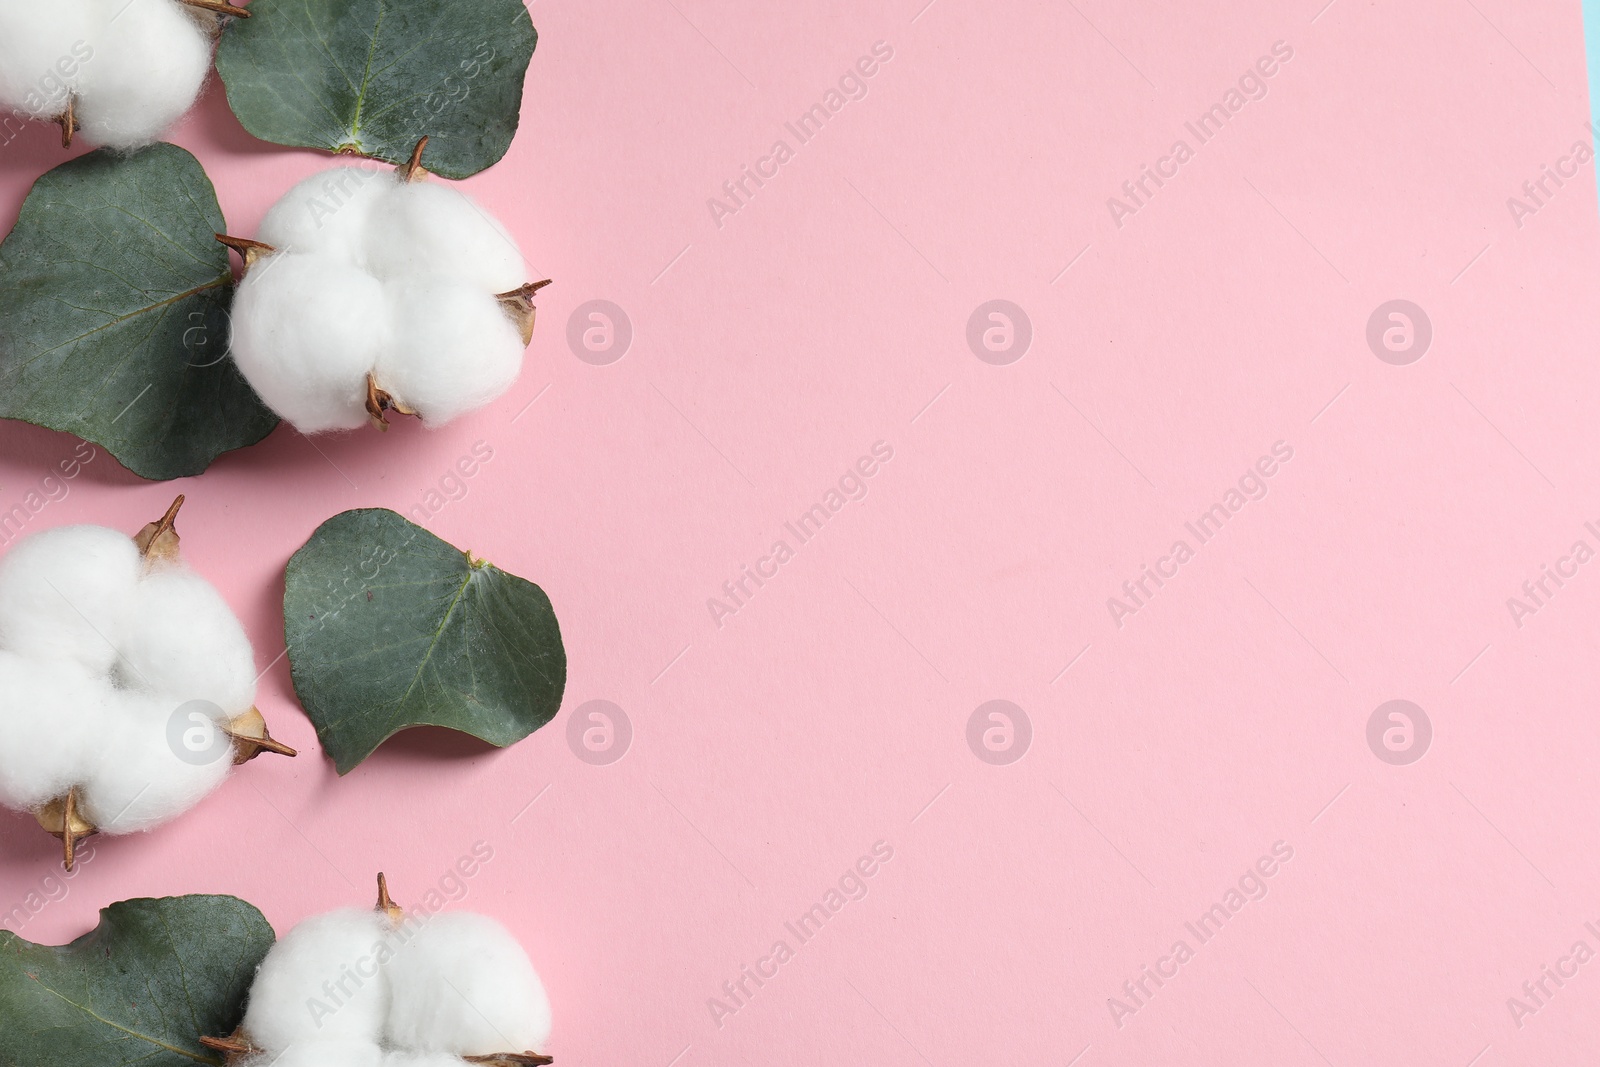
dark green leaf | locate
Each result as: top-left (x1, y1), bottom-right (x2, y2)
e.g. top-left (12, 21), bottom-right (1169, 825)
top-left (0, 895), bottom-right (275, 1067)
top-left (0, 144), bottom-right (278, 481)
top-left (215, 0), bottom-right (537, 179)
top-left (284, 508), bottom-right (567, 774)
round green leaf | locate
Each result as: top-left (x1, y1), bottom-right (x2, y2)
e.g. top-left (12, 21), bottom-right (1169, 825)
top-left (285, 508), bottom-right (567, 774)
top-left (0, 895), bottom-right (275, 1067)
top-left (0, 144), bottom-right (278, 481)
top-left (215, 0), bottom-right (538, 179)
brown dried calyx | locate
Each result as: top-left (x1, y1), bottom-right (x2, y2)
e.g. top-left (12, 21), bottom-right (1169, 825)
top-left (34, 789), bottom-right (94, 871)
top-left (496, 279), bottom-right (553, 347)
top-left (55, 94), bottom-right (77, 148)
top-left (214, 234), bottom-right (275, 275)
top-left (364, 372), bottom-right (418, 432)
top-left (33, 495), bottom-right (295, 870)
top-left (401, 135), bottom-right (431, 183)
top-left (201, 874), bottom-right (553, 1067)
top-left (133, 491), bottom-right (185, 564)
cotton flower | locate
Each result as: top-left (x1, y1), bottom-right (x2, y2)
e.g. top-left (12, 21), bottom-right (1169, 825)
top-left (224, 141), bottom-right (549, 434)
top-left (0, 496), bottom-right (294, 867)
top-left (0, 0), bottom-right (241, 149)
top-left (209, 876), bottom-right (552, 1067)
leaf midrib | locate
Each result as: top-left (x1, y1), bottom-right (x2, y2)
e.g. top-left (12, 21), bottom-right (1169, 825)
top-left (34, 983), bottom-right (220, 1065)
top-left (4, 273), bottom-right (231, 368)
top-left (392, 566), bottom-right (474, 715)
top-left (347, 0), bottom-right (388, 140)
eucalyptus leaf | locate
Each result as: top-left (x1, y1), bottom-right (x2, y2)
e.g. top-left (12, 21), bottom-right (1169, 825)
top-left (215, 0), bottom-right (538, 179)
top-left (0, 144), bottom-right (278, 481)
top-left (285, 508), bottom-right (566, 774)
top-left (0, 895), bottom-right (274, 1067)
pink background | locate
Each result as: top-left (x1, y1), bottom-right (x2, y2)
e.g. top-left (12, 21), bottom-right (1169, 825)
top-left (4, 0), bottom-right (1600, 1062)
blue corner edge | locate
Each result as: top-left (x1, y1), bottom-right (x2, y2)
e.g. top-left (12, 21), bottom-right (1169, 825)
top-left (1585, 0), bottom-right (1600, 200)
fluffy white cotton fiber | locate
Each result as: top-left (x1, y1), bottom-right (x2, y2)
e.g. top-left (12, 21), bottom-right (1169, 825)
top-left (0, 0), bottom-right (217, 148)
top-left (76, 0), bottom-right (214, 147)
top-left (0, 4), bottom-right (92, 121)
top-left (0, 652), bottom-right (113, 810)
top-left (230, 167), bottom-right (533, 432)
top-left (116, 568), bottom-right (257, 711)
top-left (258, 171), bottom-right (392, 265)
top-left (229, 254), bottom-right (394, 433)
top-left (244, 909), bottom-right (393, 1049)
top-left (381, 283), bottom-right (525, 427)
top-left (78, 689), bottom-right (232, 833)
top-left (0, 524), bottom-right (139, 674)
top-left (242, 906), bottom-right (550, 1061)
top-left (0, 520), bottom-right (260, 834)
top-left (364, 182), bottom-right (525, 292)
top-left (385, 913), bottom-right (551, 1056)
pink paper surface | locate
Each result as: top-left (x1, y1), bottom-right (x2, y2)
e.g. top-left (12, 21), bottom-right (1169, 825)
top-left (4, 1), bottom-right (1600, 1063)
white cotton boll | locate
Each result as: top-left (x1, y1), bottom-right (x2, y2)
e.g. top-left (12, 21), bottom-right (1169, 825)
top-left (0, 1), bottom-right (95, 118)
top-left (114, 567), bottom-right (256, 713)
top-left (0, 652), bottom-right (114, 811)
top-left (236, 164), bottom-right (536, 431)
top-left (77, 689), bottom-right (231, 833)
top-left (259, 169), bottom-right (397, 264)
top-left (377, 283), bottom-right (524, 427)
top-left (364, 182), bottom-right (526, 292)
top-left (384, 913), bottom-right (551, 1056)
top-left (230, 254), bottom-right (393, 433)
top-left (74, 0), bottom-right (212, 148)
top-left (0, 525), bottom-right (141, 675)
top-left (244, 909), bottom-right (392, 1051)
